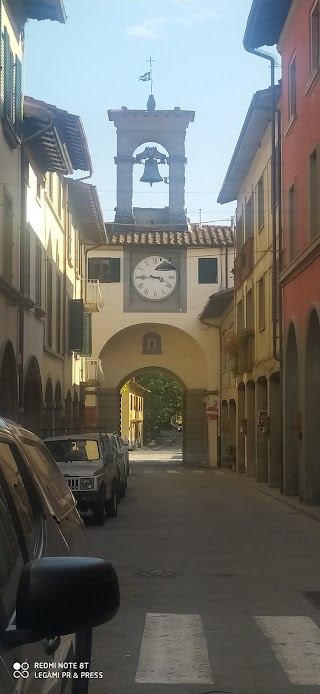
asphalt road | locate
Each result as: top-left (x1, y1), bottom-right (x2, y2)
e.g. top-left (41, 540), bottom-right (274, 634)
top-left (84, 450), bottom-right (320, 694)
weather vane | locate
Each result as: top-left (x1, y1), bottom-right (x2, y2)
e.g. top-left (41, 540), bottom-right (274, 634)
top-left (139, 57), bottom-right (156, 111)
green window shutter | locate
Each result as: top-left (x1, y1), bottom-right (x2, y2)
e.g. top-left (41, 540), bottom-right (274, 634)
top-left (82, 313), bottom-right (92, 356)
top-left (25, 227), bottom-right (31, 297)
top-left (110, 258), bottom-right (120, 282)
top-left (198, 258), bottom-right (218, 284)
top-left (14, 56), bottom-right (22, 137)
top-left (3, 28), bottom-right (12, 121)
top-left (69, 299), bottom-right (84, 352)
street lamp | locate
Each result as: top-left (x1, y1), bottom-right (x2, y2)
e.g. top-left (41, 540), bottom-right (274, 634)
top-left (155, 258), bottom-right (177, 271)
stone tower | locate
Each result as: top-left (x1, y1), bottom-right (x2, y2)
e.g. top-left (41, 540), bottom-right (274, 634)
top-left (108, 104), bottom-right (195, 229)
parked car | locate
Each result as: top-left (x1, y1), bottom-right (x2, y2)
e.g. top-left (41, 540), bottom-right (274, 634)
top-left (120, 436), bottom-right (130, 475)
top-left (43, 433), bottom-right (119, 525)
top-left (0, 417), bottom-right (120, 694)
top-left (108, 433), bottom-right (127, 499)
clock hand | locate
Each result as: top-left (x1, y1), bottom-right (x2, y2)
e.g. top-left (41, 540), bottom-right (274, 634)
top-left (149, 274), bottom-right (165, 282)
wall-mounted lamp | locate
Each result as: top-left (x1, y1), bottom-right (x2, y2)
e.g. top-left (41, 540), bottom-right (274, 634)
top-left (155, 258), bottom-right (177, 271)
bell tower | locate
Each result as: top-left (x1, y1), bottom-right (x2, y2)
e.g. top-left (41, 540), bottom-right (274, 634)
top-left (108, 103), bottom-right (195, 230)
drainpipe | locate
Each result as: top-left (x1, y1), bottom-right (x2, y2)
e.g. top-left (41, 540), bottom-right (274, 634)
top-left (244, 48), bottom-right (279, 362)
top-left (18, 117), bottom-right (54, 423)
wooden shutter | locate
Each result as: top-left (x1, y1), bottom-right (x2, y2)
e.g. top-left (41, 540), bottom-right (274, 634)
top-left (198, 258), bottom-right (218, 284)
top-left (35, 242), bottom-right (42, 307)
top-left (82, 313), bottom-right (92, 356)
top-left (56, 274), bottom-right (61, 353)
top-left (14, 56), bottom-right (22, 137)
top-left (25, 227), bottom-right (31, 297)
top-left (3, 28), bottom-right (13, 121)
top-left (69, 299), bottom-right (84, 352)
top-left (3, 191), bottom-right (13, 284)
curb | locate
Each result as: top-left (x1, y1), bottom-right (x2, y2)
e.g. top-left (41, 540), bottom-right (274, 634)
top-left (218, 469), bottom-right (320, 524)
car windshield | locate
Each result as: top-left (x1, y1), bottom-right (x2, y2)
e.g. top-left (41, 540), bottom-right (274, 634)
top-left (45, 439), bottom-right (100, 463)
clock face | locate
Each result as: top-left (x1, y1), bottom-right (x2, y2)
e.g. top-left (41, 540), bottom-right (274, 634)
top-left (132, 255), bottom-right (178, 301)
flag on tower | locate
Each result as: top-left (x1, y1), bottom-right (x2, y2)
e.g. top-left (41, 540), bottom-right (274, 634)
top-left (139, 71), bottom-right (151, 81)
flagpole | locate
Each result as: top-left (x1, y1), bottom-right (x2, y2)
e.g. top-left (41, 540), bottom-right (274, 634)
top-left (148, 56), bottom-right (154, 95)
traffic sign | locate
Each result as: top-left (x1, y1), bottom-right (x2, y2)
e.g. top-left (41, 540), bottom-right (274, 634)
top-left (206, 405), bottom-right (218, 420)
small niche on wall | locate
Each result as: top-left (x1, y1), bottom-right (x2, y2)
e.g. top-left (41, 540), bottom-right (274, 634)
top-left (142, 332), bottom-right (162, 354)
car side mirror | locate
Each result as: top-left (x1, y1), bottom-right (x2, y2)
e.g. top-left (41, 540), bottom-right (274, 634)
top-left (105, 452), bottom-right (114, 465)
top-left (2, 557), bottom-right (120, 650)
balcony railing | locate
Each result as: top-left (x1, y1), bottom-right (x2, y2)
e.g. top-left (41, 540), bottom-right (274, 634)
top-left (81, 358), bottom-right (104, 386)
top-left (82, 279), bottom-right (104, 312)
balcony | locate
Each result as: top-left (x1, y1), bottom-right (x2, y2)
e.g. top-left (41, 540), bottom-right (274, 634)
top-left (81, 358), bottom-right (104, 387)
top-left (82, 279), bottom-right (104, 312)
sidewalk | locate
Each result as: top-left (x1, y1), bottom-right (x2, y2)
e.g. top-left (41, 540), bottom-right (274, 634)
top-left (218, 469), bottom-right (320, 523)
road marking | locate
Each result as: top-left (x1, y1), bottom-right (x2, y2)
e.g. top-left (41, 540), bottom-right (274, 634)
top-left (166, 470), bottom-right (179, 474)
top-left (255, 616), bottom-right (320, 685)
top-left (135, 613), bottom-right (213, 684)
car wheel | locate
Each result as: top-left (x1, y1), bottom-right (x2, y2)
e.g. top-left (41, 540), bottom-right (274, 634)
top-left (105, 486), bottom-right (118, 518)
top-left (93, 490), bottom-right (106, 525)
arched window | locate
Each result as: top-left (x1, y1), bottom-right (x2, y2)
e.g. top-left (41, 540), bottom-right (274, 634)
top-left (142, 332), bottom-right (162, 354)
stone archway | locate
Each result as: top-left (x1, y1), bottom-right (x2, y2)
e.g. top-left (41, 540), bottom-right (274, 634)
top-left (0, 340), bottom-right (18, 421)
top-left (305, 309), bottom-right (320, 503)
top-left (54, 381), bottom-right (62, 434)
top-left (220, 400), bottom-right (229, 468)
top-left (228, 399), bottom-right (236, 469)
top-left (268, 372), bottom-right (282, 489)
top-left (284, 322), bottom-right (300, 496)
top-left (43, 378), bottom-right (54, 436)
top-left (24, 357), bottom-right (42, 436)
top-left (65, 390), bottom-right (72, 430)
top-left (237, 384), bottom-right (245, 473)
top-left (245, 380), bottom-right (256, 478)
top-left (256, 376), bottom-right (268, 483)
top-left (96, 323), bottom-right (211, 466)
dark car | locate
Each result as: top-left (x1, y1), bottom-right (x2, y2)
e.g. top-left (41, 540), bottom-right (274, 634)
top-left (0, 418), bottom-right (119, 694)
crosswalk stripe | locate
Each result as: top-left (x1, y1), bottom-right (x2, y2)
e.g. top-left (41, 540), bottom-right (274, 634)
top-left (135, 613), bottom-right (213, 684)
top-left (255, 616), bottom-right (320, 685)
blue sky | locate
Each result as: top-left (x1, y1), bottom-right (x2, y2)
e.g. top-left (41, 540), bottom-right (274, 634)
top-left (25, 0), bottom-right (278, 225)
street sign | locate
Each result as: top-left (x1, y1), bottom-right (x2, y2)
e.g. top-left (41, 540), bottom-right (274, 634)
top-left (206, 405), bottom-right (218, 420)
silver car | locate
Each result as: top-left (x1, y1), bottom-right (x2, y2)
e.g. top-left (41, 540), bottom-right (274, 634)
top-left (43, 433), bottom-right (119, 525)
top-left (0, 417), bottom-right (120, 694)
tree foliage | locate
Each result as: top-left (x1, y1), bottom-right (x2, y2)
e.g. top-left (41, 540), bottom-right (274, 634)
top-left (135, 372), bottom-right (183, 442)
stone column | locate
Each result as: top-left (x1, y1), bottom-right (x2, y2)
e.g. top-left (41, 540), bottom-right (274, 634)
top-left (268, 374), bottom-right (282, 488)
top-left (168, 155), bottom-right (187, 226)
top-left (98, 388), bottom-right (121, 433)
top-left (183, 390), bottom-right (209, 466)
top-left (245, 381), bottom-right (256, 478)
top-left (114, 155), bottom-right (135, 224)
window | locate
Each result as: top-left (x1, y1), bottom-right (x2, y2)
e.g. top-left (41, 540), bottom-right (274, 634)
top-left (245, 194), bottom-right (254, 238)
top-left (309, 148), bottom-right (319, 239)
top-left (311, 1), bottom-right (320, 73)
top-left (142, 332), bottom-right (161, 354)
top-left (88, 257), bottom-right (121, 283)
top-left (48, 172), bottom-right (53, 201)
top-left (258, 276), bottom-right (265, 330)
top-left (237, 299), bottom-right (243, 332)
top-left (289, 56), bottom-right (297, 119)
top-left (47, 261), bottom-right (53, 349)
top-left (25, 227), bottom-right (31, 297)
top-left (236, 210), bottom-right (244, 253)
top-left (246, 289), bottom-right (254, 330)
top-left (35, 242), bottom-right (42, 308)
top-left (289, 184), bottom-right (296, 261)
top-left (198, 257), bottom-right (218, 284)
top-left (3, 190), bottom-right (13, 285)
top-left (0, 480), bottom-right (23, 616)
top-left (257, 175), bottom-right (264, 230)
top-left (57, 178), bottom-right (62, 218)
top-left (221, 330), bottom-right (228, 371)
top-left (67, 212), bottom-right (72, 260)
top-left (2, 29), bottom-right (22, 139)
top-left (22, 441), bottom-right (75, 521)
top-left (56, 274), bottom-right (61, 353)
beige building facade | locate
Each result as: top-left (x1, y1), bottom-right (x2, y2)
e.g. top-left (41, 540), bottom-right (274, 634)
top-left (211, 86), bottom-right (282, 484)
top-left (120, 380), bottom-right (148, 447)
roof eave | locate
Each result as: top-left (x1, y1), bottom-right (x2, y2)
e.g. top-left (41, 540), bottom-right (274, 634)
top-left (199, 288), bottom-right (234, 322)
top-left (25, 0), bottom-right (66, 23)
top-left (243, 0), bottom-right (293, 51)
top-left (68, 181), bottom-right (106, 245)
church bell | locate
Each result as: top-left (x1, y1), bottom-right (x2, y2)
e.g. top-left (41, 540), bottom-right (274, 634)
top-left (140, 158), bottom-right (163, 186)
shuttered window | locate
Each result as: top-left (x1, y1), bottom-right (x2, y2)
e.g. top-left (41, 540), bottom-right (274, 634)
top-left (3, 191), bottom-right (13, 285)
top-left (198, 258), bottom-right (218, 284)
top-left (69, 300), bottom-right (84, 352)
top-left (35, 242), bottom-right (42, 308)
top-left (88, 257), bottom-right (120, 283)
top-left (3, 28), bottom-right (13, 122)
top-left (47, 261), bottom-right (53, 349)
top-left (56, 274), bottom-right (61, 353)
top-left (25, 227), bottom-right (31, 297)
top-left (82, 313), bottom-right (92, 356)
top-left (14, 57), bottom-right (22, 137)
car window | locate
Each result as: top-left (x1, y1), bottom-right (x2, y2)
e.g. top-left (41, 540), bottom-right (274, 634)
top-left (0, 442), bottom-right (37, 558)
top-left (0, 480), bottom-right (24, 618)
top-left (21, 441), bottom-right (74, 520)
top-left (45, 439), bottom-right (100, 462)
top-left (102, 437), bottom-right (113, 454)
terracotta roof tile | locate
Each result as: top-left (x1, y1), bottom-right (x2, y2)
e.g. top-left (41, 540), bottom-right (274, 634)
top-left (104, 223), bottom-right (234, 247)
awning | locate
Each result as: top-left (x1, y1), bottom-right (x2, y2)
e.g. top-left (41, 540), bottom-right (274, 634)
top-left (67, 180), bottom-right (107, 244)
top-left (243, 0), bottom-right (293, 50)
top-left (199, 288), bottom-right (234, 322)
